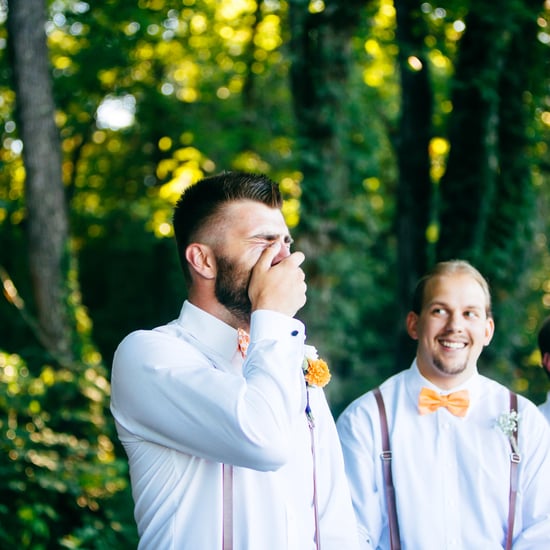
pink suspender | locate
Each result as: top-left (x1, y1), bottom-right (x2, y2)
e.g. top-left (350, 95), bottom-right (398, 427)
top-left (373, 387), bottom-right (519, 550)
top-left (308, 416), bottom-right (321, 550)
top-left (222, 407), bottom-right (322, 550)
top-left (506, 391), bottom-right (519, 550)
top-left (222, 464), bottom-right (233, 550)
top-left (373, 387), bottom-right (402, 550)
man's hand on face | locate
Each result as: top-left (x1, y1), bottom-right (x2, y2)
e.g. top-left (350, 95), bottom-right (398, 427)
top-left (248, 242), bottom-right (307, 318)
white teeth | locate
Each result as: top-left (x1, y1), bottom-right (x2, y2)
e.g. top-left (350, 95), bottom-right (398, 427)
top-left (441, 341), bottom-right (465, 349)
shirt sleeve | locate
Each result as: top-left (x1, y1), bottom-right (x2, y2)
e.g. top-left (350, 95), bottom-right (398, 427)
top-left (110, 310), bottom-right (306, 471)
top-left (512, 399), bottom-right (550, 548)
top-left (336, 395), bottom-right (381, 549)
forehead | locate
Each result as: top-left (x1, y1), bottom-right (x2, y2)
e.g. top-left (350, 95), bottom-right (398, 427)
top-left (423, 274), bottom-right (488, 309)
top-left (218, 199), bottom-right (288, 236)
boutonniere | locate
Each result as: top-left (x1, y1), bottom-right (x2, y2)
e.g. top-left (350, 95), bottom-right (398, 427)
top-left (495, 409), bottom-right (520, 454)
top-left (303, 345), bottom-right (331, 428)
top-left (303, 345), bottom-right (331, 388)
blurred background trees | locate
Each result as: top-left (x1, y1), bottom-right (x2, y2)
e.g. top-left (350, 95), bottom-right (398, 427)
top-left (0, 0), bottom-right (548, 546)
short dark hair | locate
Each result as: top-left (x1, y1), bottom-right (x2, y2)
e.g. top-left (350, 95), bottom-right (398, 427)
top-left (538, 316), bottom-right (550, 356)
top-left (411, 259), bottom-right (492, 317)
top-left (172, 171), bottom-right (282, 283)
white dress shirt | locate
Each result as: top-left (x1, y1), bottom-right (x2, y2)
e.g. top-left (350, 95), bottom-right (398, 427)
top-left (539, 392), bottom-right (550, 425)
top-left (337, 360), bottom-right (550, 550)
top-left (110, 301), bottom-right (359, 550)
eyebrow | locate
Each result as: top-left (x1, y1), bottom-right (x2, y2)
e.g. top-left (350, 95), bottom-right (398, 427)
top-left (251, 233), bottom-right (293, 243)
top-left (427, 301), bottom-right (484, 311)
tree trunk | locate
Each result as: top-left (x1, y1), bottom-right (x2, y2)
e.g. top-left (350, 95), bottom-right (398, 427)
top-left (288, 0), bottom-right (365, 225)
top-left (478, 0), bottom-right (543, 361)
top-left (287, 3), bottom-right (364, 311)
top-left (393, 0), bottom-right (434, 371)
top-left (483, 0), bottom-right (541, 289)
top-left (287, 0), bottom-right (373, 395)
top-left (434, 0), bottom-right (543, 365)
top-left (7, 0), bottom-right (72, 363)
top-left (436, 0), bottom-right (513, 263)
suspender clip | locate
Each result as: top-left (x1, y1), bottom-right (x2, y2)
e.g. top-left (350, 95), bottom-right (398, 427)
top-left (510, 452), bottom-right (521, 464)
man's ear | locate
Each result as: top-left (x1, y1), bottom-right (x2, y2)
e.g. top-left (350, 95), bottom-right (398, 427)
top-left (185, 243), bottom-right (216, 280)
top-left (406, 311), bottom-right (419, 340)
top-left (543, 352), bottom-right (550, 372)
top-left (483, 317), bottom-right (495, 347)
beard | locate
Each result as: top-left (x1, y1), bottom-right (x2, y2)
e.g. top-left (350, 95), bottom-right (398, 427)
top-left (432, 356), bottom-right (468, 378)
top-left (214, 254), bottom-right (252, 325)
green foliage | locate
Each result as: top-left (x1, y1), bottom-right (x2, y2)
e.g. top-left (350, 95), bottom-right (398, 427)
top-left (0, 0), bottom-right (549, 544)
top-left (0, 351), bottom-right (137, 548)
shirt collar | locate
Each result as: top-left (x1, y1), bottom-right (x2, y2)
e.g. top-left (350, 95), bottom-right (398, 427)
top-left (177, 300), bottom-right (240, 364)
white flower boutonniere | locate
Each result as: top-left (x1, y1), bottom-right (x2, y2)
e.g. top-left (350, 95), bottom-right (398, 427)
top-left (496, 409), bottom-right (520, 455)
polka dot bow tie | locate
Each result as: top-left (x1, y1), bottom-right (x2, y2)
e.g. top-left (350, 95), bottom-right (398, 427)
top-left (418, 387), bottom-right (470, 417)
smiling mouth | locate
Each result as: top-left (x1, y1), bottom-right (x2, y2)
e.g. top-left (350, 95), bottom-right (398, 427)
top-left (440, 340), bottom-right (466, 350)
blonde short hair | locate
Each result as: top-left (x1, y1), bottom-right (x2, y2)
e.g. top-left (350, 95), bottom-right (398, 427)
top-left (411, 260), bottom-right (492, 317)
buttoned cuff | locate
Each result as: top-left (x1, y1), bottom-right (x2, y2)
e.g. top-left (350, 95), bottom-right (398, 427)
top-left (249, 310), bottom-right (305, 344)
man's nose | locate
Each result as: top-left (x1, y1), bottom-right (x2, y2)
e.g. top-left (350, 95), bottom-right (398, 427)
top-left (272, 240), bottom-right (291, 264)
top-left (446, 312), bottom-right (464, 331)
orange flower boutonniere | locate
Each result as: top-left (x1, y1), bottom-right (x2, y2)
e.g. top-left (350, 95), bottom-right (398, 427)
top-left (303, 345), bottom-right (331, 388)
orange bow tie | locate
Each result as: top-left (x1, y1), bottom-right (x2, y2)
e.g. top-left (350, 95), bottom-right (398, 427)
top-left (237, 328), bottom-right (250, 358)
top-left (418, 387), bottom-right (470, 417)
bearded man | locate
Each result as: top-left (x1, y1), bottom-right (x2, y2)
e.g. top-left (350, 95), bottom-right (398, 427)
top-left (110, 171), bottom-right (359, 550)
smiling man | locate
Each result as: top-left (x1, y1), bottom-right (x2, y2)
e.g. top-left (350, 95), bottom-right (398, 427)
top-left (337, 260), bottom-right (550, 549)
top-left (110, 171), bottom-right (359, 550)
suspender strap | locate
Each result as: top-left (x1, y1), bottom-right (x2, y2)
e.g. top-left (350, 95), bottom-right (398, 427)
top-left (223, 408), bottom-right (321, 550)
top-left (506, 391), bottom-right (520, 550)
top-left (373, 387), bottom-right (519, 550)
top-left (373, 387), bottom-right (401, 550)
top-left (222, 464), bottom-right (233, 550)
top-left (308, 420), bottom-right (321, 550)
